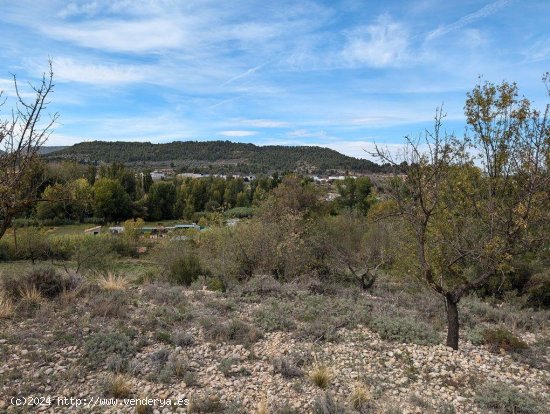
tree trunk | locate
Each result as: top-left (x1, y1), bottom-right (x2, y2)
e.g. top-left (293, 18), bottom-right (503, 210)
top-left (360, 271), bottom-right (377, 291)
top-left (445, 296), bottom-right (460, 350)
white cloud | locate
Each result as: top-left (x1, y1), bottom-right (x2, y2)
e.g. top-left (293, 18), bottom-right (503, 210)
top-left (0, 78), bottom-right (16, 96)
top-left (219, 130), bottom-right (258, 137)
top-left (257, 138), bottom-right (405, 161)
top-left (44, 18), bottom-right (187, 53)
top-left (287, 129), bottom-right (327, 138)
top-left (343, 15), bottom-right (409, 67)
top-left (239, 119), bottom-right (289, 128)
top-left (317, 140), bottom-right (416, 161)
top-left (54, 58), bottom-right (149, 84)
top-left (426, 0), bottom-right (511, 41)
top-left (523, 37), bottom-right (550, 63)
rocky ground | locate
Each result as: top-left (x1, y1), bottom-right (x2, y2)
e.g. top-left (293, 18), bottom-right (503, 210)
top-left (0, 277), bottom-right (549, 414)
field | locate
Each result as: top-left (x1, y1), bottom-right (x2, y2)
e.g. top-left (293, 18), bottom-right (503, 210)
top-left (0, 225), bottom-right (549, 414)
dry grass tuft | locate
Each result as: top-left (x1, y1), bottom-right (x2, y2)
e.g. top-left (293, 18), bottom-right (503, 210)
top-left (98, 273), bottom-right (130, 291)
top-left (19, 285), bottom-right (43, 305)
top-left (309, 365), bottom-right (331, 389)
top-left (135, 398), bottom-right (153, 414)
top-left (350, 384), bottom-right (372, 411)
top-left (256, 395), bottom-right (269, 414)
top-left (104, 374), bottom-right (132, 398)
top-left (0, 292), bottom-right (14, 319)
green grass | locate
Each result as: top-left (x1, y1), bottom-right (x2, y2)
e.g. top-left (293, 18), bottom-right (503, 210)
top-left (0, 257), bottom-right (160, 282)
top-left (44, 224), bottom-right (98, 236)
top-left (0, 261), bottom-right (37, 276)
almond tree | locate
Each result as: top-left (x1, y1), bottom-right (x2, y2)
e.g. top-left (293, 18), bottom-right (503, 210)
top-left (376, 78), bottom-right (549, 349)
top-left (0, 61), bottom-right (57, 239)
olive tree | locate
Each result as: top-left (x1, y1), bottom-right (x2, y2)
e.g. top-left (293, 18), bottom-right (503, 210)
top-left (375, 77), bottom-right (549, 349)
top-left (0, 61), bottom-right (57, 239)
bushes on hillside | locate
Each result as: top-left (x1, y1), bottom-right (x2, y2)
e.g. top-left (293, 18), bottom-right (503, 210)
top-left (475, 382), bottom-right (543, 414)
top-left (481, 328), bottom-right (528, 353)
top-left (1, 267), bottom-right (82, 300)
top-left (169, 254), bottom-right (203, 286)
top-left (369, 316), bottom-right (439, 345)
top-left (524, 271), bottom-right (550, 310)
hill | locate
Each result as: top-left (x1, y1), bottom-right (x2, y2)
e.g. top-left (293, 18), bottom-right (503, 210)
top-left (38, 146), bottom-right (68, 155)
top-left (45, 140), bottom-right (388, 174)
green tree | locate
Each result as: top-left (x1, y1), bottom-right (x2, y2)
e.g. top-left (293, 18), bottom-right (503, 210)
top-left (36, 183), bottom-right (70, 221)
top-left (38, 178), bottom-right (93, 222)
top-left (336, 176), bottom-right (374, 214)
top-left (375, 78), bottom-right (550, 350)
top-left (92, 178), bottom-right (132, 221)
top-left (147, 181), bottom-right (176, 220)
top-left (236, 191), bottom-right (250, 207)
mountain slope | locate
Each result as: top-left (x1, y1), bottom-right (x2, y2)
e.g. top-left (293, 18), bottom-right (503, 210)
top-left (45, 140), bottom-right (387, 174)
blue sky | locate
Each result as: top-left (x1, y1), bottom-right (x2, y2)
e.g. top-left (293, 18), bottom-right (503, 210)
top-left (1, 0), bottom-right (548, 159)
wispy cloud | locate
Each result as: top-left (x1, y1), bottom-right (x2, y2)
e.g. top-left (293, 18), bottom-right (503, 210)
top-left (318, 140), bottom-right (404, 160)
top-left (426, 0), bottom-right (512, 41)
top-left (222, 63), bottom-right (268, 86)
top-left (1, 0), bottom-right (546, 153)
top-left (44, 18), bottom-right (187, 53)
top-left (53, 57), bottom-right (150, 84)
top-left (287, 129), bottom-right (328, 138)
top-left (522, 37), bottom-right (550, 63)
top-left (239, 119), bottom-right (289, 128)
top-left (219, 130), bottom-right (258, 137)
top-left (342, 15), bottom-right (409, 67)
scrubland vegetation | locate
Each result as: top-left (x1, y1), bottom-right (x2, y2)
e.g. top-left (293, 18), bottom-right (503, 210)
top-left (1, 67), bottom-right (549, 412)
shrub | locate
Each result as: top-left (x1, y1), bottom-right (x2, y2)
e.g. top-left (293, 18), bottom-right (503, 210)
top-left (106, 354), bottom-right (128, 374)
top-left (168, 355), bottom-right (189, 379)
top-left (84, 331), bottom-right (136, 368)
top-left (309, 366), bottom-right (331, 389)
top-left (169, 254), bottom-right (203, 286)
top-left (89, 290), bottom-right (128, 319)
top-left (109, 237), bottom-right (139, 258)
top-left (2, 268), bottom-right (81, 300)
top-left (481, 328), bottom-right (528, 353)
top-left (189, 392), bottom-right (225, 413)
top-left (206, 277), bottom-right (225, 292)
top-left (136, 400), bottom-right (154, 414)
top-left (218, 358), bottom-right (250, 377)
top-left (524, 271), bottom-right (550, 309)
top-left (475, 382), bottom-right (543, 413)
top-left (242, 274), bottom-right (286, 297)
top-left (172, 331), bottom-right (194, 347)
top-left (183, 371), bottom-right (199, 387)
top-left (466, 326), bottom-right (485, 346)
top-left (224, 207), bottom-right (254, 218)
top-left (200, 317), bottom-right (262, 346)
top-left (254, 301), bottom-right (296, 332)
top-left (0, 241), bottom-right (11, 261)
top-left (66, 235), bottom-right (117, 273)
top-left (272, 401), bottom-right (300, 414)
top-left (272, 357), bottom-right (303, 378)
top-left (295, 295), bottom-right (371, 341)
top-left (155, 331), bottom-right (172, 344)
top-left (369, 316), bottom-right (439, 345)
top-left (312, 392), bottom-right (347, 414)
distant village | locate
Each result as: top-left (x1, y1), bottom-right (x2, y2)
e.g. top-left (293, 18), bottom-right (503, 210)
top-left (147, 169), bottom-right (379, 183)
top-left (83, 222), bottom-right (207, 240)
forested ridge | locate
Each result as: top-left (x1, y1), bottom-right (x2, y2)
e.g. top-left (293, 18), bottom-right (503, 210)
top-left (45, 140), bottom-right (388, 173)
